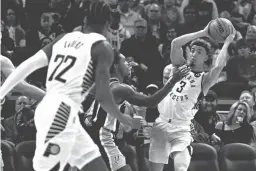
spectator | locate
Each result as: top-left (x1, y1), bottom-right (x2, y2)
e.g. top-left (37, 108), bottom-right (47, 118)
top-left (147, 3), bottom-right (168, 43)
top-left (3, 5), bottom-right (26, 48)
top-left (120, 18), bottom-right (163, 92)
top-left (161, 0), bottom-right (182, 28)
top-left (195, 90), bottom-right (222, 136)
top-left (245, 25), bottom-right (256, 41)
top-left (215, 101), bottom-right (254, 145)
top-left (26, 12), bottom-right (57, 54)
top-left (130, 0), bottom-right (146, 18)
top-left (158, 27), bottom-right (178, 66)
top-left (181, 0), bottom-right (219, 30)
top-left (239, 90), bottom-right (255, 121)
top-left (48, 0), bottom-right (84, 32)
top-left (1, 20), bottom-right (15, 58)
top-left (106, 10), bottom-right (131, 51)
top-left (247, 0), bottom-right (256, 23)
top-left (2, 95), bottom-right (30, 144)
top-left (118, 0), bottom-right (142, 35)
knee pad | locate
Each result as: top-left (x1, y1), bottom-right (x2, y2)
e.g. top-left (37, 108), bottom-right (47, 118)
top-left (174, 160), bottom-right (189, 171)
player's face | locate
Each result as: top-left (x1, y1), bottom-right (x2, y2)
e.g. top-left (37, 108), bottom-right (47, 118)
top-left (240, 92), bottom-right (255, 108)
top-left (118, 56), bottom-right (131, 77)
top-left (188, 45), bottom-right (208, 71)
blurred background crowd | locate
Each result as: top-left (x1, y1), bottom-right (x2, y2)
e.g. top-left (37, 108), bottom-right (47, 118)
top-left (1, 0), bottom-right (256, 171)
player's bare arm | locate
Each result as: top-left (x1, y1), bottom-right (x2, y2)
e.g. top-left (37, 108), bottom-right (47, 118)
top-left (112, 66), bottom-right (190, 107)
top-left (202, 26), bottom-right (235, 95)
top-left (92, 41), bottom-right (139, 127)
top-left (1, 55), bottom-right (45, 101)
top-left (0, 51), bottom-right (48, 100)
top-left (170, 29), bottom-right (207, 66)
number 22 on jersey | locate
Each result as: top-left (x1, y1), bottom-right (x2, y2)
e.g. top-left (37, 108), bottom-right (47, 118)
top-left (48, 54), bottom-right (76, 83)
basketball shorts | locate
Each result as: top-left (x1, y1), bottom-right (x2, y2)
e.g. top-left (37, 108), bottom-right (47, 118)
top-left (149, 118), bottom-right (193, 164)
top-left (92, 127), bottom-right (126, 171)
top-left (33, 93), bottom-right (101, 171)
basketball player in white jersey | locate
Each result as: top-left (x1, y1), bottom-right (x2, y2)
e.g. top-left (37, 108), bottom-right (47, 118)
top-left (87, 52), bottom-right (189, 171)
top-left (149, 22), bottom-right (236, 171)
top-left (0, 2), bottom-right (141, 171)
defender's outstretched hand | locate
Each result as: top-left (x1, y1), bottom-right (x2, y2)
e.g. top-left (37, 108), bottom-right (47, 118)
top-left (167, 65), bottom-right (191, 85)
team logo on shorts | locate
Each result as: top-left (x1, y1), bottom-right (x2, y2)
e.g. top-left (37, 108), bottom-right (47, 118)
top-left (43, 143), bottom-right (60, 157)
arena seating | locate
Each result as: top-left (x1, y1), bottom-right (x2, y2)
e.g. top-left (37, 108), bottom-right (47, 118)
top-left (15, 141), bottom-right (36, 171)
top-left (188, 143), bottom-right (220, 171)
top-left (219, 143), bottom-right (256, 171)
top-left (2, 140), bottom-right (256, 171)
top-left (1, 140), bottom-right (16, 171)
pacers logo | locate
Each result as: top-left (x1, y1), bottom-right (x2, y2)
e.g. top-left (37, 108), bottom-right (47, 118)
top-left (43, 143), bottom-right (60, 157)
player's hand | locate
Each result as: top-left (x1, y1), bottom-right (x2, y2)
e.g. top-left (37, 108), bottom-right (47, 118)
top-left (203, 20), bottom-right (214, 38)
top-left (168, 65), bottom-right (190, 85)
top-left (224, 26), bottom-right (236, 44)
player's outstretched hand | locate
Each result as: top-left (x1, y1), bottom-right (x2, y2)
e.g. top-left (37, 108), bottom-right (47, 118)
top-left (168, 65), bottom-right (190, 85)
top-left (224, 26), bottom-right (236, 44)
top-left (203, 20), bottom-right (214, 39)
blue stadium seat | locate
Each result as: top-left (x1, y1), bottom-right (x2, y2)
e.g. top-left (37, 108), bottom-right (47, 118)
top-left (15, 141), bottom-right (36, 171)
top-left (188, 143), bottom-right (220, 171)
top-left (219, 143), bottom-right (256, 171)
top-left (1, 140), bottom-right (16, 171)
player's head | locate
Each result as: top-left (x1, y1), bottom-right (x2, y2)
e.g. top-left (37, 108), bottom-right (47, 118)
top-left (110, 51), bottom-right (131, 78)
top-left (188, 38), bottom-right (212, 72)
top-left (87, 1), bottom-right (112, 35)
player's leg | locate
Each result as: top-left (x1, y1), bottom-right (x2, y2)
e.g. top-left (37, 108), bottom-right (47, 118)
top-left (149, 122), bottom-right (170, 171)
top-left (69, 123), bottom-right (129, 171)
top-left (169, 135), bottom-right (193, 171)
top-left (172, 146), bottom-right (192, 171)
top-left (98, 128), bottom-right (130, 171)
top-left (33, 97), bottom-right (77, 171)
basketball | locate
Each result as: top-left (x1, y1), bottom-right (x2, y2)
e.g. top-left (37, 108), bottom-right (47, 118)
top-left (208, 18), bottom-right (234, 43)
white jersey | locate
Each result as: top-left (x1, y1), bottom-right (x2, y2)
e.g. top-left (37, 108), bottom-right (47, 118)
top-left (158, 65), bottom-right (204, 122)
top-left (106, 25), bottom-right (130, 50)
top-left (46, 32), bottom-right (106, 104)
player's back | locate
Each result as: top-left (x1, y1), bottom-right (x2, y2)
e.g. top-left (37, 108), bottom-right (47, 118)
top-left (46, 32), bottom-right (106, 104)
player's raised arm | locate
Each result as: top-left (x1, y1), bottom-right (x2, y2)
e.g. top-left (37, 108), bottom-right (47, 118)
top-left (170, 29), bottom-right (207, 66)
top-left (1, 55), bottom-right (45, 101)
top-left (112, 66), bottom-right (190, 107)
top-left (202, 26), bottom-right (235, 95)
top-left (93, 41), bottom-right (139, 128)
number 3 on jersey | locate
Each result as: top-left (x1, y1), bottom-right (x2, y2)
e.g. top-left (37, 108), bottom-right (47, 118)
top-left (48, 55), bottom-right (76, 83)
top-left (176, 81), bottom-right (187, 93)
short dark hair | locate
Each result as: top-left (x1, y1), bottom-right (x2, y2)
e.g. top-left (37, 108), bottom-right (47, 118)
top-left (87, 1), bottom-right (111, 25)
top-left (190, 38), bottom-right (212, 66)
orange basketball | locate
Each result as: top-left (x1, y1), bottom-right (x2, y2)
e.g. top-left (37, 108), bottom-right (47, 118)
top-left (208, 18), bottom-right (234, 43)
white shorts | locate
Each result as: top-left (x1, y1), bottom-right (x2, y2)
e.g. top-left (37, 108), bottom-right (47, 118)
top-left (149, 118), bottom-right (193, 164)
top-left (33, 94), bottom-right (101, 171)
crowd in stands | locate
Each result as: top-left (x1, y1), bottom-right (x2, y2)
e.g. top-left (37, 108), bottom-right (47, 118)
top-left (1, 0), bottom-right (256, 171)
